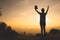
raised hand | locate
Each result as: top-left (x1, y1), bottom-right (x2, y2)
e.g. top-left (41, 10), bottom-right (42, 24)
top-left (34, 5), bottom-right (38, 10)
top-left (47, 6), bottom-right (49, 9)
top-left (45, 5), bottom-right (49, 14)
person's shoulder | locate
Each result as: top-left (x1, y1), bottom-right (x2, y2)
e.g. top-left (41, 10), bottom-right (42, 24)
top-left (39, 13), bottom-right (42, 14)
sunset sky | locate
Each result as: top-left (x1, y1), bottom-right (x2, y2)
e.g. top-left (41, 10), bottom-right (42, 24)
top-left (0, 0), bottom-right (60, 34)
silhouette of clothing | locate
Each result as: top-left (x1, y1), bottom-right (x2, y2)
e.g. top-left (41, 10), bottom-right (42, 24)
top-left (39, 12), bottom-right (47, 35)
top-left (40, 13), bottom-right (46, 26)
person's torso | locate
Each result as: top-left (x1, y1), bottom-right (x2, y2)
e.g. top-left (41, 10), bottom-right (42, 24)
top-left (40, 13), bottom-right (46, 22)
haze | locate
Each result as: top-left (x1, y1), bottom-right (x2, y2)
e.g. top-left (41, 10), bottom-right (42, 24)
top-left (0, 0), bottom-right (60, 34)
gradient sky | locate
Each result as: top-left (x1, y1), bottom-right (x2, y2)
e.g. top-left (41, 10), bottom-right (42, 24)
top-left (0, 0), bottom-right (60, 34)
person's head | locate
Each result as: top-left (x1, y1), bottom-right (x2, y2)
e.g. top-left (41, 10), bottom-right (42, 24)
top-left (41, 8), bottom-right (45, 13)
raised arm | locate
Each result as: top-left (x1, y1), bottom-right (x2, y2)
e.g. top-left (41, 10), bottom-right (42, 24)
top-left (35, 9), bottom-right (40, 14)
top-left (34, 5), bottom-right (40, 14)
top-left (45, 6), bottom-right (49, 14)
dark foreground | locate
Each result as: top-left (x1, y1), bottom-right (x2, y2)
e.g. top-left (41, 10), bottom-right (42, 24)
top-left (0, 22), bottom-right (60, 40)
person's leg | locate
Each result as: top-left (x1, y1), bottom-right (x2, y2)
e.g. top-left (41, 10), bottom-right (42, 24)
top-left (40, 24), bottom-right (43, 35)
top-left (43, 24), bottom-right (46, 35)
top-left (43, 24), bottom-right (47, 40)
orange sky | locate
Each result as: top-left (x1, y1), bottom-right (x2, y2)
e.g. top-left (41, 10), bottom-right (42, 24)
top-left (0, 0), bottom-right (60, 34)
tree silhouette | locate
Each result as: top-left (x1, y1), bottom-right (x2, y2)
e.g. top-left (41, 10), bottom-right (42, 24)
top-left (0, 8), bottom-right (2, 16)
top-left (0, 22), bottom-right (20, 40)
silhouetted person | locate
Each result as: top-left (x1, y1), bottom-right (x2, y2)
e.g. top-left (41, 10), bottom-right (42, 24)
top-left (34, 5), bottom-right (49, 35)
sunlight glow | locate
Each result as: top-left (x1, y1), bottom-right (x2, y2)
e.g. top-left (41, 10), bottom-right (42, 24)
top-left (46, 17), bottom-right (50, 24)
